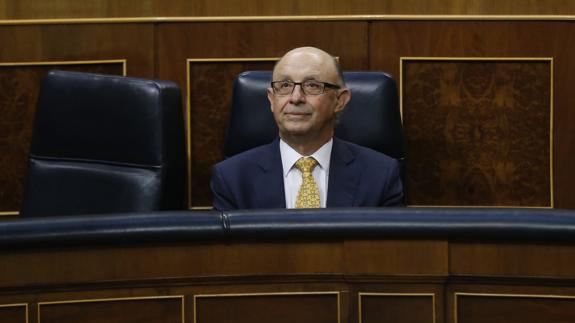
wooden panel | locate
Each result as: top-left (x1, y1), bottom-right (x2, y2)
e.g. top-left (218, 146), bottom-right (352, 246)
top-left (344, 240), bottom-right (448, 275)
top-left (359, 293), bottom-right (434, 323)
top-left (0, 304), bottom-right (27, 323)
top-left (370, 21), bottom-right (575, 208)
top-left (194, 292), bottom-right (338, 323)
top-left (456, 293), bottom-right (575, 323)
top-left (187, 60), bottom-right (276, 206)
top-left (402, 59), bottom-right (551, 206)
top-left (2, 0), bottom-right (575, 19)
top-left (158, 21), bottom-right (368, 207)
top-left (0, 242), bottom-right (345, 287)
top-left (0, 24), bottom-right (154, 77)
top-left (39, 296), bottom-right (183, 323)
top-left (450, 242), bottom-right (575, 278)
top-left (0, 62), bottom-right (124, 213)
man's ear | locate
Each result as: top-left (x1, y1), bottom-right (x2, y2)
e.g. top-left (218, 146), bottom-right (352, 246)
top-left (267, 87), bottom-right (275, 112)
top-left (335, 88), bottom-right (351, 114)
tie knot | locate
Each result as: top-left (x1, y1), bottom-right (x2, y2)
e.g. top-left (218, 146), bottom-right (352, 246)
top-left (295, 157), bottom-right (318, 174)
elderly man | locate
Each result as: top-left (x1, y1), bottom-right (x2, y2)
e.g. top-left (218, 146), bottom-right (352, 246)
top-left (211, 46), bottom-right (403, 211)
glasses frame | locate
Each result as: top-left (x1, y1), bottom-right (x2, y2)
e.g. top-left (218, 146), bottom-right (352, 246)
top-left (270, 80), bottom-right (341, 96)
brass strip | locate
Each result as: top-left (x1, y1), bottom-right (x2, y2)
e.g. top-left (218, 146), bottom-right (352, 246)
top-left (358, 293), bottom-right (436, 323)
top-left (193, 291), bottom-right (340, 323)
top-left (0, 302), bottom-right (28, 308)
top-left (2, 15), bottom-right (575, 26)
top-left (38, 295), bottom-right (184, 323)
top-left (454, 292), bottom-right (575, 323)
top-left (0, 59), bottom-right (127, 215)
top-left (0, 59), bottom-right (127, 67)
top-left (185, 57), bottom-right (279, 209)
top-left (549, 58), bottom-right (555, 208)
top-left (399, 57), bottom-right (554, 208)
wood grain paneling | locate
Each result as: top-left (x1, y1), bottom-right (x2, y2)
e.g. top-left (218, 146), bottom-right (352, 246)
top-left (0, 62), bottom-right (124, 213)
top-left (2, 0), bottom-right (575, 19)
top-left (39, 296), bottom-right (183, 323)
top-left (0, 24), bottom-right (154, 77)
top-left (0, 242), bottom-right (345, 287)
top-left (402, 59), bottom-right (551, 206)
top-left (450, 242), bottom-right (575, 278)
top-left (455, 293), bottom-right (575, 323)
top-left (370, 21), bottom-right (575, 208)
top-left (158, 21), bottom-right (368, 207)
top-left (344, 240), bottom-right (448, 275)
top-left (187, 60), bottom-right (276, 206)
top-left (0, 304), bottom-right (27, 323)
top-left (359, 293), bottom-right (435, 323)
top-left (194, 293), bottom-right (339, 323)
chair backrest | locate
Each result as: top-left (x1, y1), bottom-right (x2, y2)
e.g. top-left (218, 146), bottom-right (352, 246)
top-left (20, 70), bottom-right (186, 217)
top-left (224, 71), bottom-right (405, 160)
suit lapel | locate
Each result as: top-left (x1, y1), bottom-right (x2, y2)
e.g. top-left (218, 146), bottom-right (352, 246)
top-left (327, 138), bottom-right (359, 207)
top-left (254, 139), bottom-right (286, 208)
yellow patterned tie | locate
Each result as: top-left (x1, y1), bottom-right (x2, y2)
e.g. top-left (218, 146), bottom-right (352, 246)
top-left (294, 157), bottom-right (321, 208)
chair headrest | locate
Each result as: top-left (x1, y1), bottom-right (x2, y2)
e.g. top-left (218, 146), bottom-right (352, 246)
top-left (31, 70), bottom-right (183, 166)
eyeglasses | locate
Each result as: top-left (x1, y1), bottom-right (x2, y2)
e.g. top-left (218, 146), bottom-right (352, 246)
top-left (271, 80), bottom-right (341, 96)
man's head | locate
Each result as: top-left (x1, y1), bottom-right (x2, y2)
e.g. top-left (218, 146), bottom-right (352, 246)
top-left (267, 47), bottom-right (351, 153)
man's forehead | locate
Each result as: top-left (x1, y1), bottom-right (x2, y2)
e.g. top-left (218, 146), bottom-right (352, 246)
top-left (273, 52), bottom-right (337, 81)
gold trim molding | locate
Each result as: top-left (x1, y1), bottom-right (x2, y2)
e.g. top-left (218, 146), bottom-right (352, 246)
top-left (358, 292), bottom-right (436, 323)
top-left (38, 295), bottom-right (185, 323)
top-left (399, 57), bottom-right (554, 208)
top-left (193, 291), bottom-right (340, 323)
top-left (454, 292), bottom-right (575, 323)
top-left (2, 15), bottom-right (575, 26)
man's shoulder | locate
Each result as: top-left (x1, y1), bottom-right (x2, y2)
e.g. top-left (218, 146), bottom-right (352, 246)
top-left (334, 137), bottom-right (397, 164)
top-left (214, 140), bottom-right (278, 170)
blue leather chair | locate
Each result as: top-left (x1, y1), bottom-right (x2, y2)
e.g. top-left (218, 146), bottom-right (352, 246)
top-left (20, 70), bottom-right (187, 217)
top-left (224, 71), bottom-right (405, 176)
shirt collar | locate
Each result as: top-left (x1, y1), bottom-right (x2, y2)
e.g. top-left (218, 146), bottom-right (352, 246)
top-left (280, 138), bottom-right (333, 177)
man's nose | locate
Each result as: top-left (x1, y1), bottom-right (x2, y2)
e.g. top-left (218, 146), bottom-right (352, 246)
top-left (289, 84), bottom-right (306, 103)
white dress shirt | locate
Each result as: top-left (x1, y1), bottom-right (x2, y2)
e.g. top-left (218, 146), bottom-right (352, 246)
top-left (280, 138), bottom-right (333, 208)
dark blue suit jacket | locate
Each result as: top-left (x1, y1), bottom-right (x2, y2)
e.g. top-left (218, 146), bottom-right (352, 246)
top-left (211, 137), bottom-right (404, 211)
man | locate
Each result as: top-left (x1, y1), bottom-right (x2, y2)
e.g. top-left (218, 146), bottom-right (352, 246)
top-left (211, 46), bottom-right (403, 211)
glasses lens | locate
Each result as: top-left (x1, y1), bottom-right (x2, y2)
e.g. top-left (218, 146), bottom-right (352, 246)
top-left (273, 81), bottom-right (294, 95)
top-left (302, 80), bottom-right (324, 95)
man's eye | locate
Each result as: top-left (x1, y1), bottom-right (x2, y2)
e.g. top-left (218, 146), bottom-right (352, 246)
top-left (304, 82), bottom-right (321, 89)
top-left (279, 82), bottom-right (292, 88)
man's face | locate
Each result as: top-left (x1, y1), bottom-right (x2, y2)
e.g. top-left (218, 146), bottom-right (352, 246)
top-left (267, 50), bottom-right (349, 143)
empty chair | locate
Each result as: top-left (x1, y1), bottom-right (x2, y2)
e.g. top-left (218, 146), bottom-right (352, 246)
top-left (20, 70), bottom-right (186, 217)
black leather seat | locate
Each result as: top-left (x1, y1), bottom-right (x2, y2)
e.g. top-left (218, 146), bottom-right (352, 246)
top-left (20, 70), bottom-right (186, 217)
top-left (224, 70), bottom-right (405, 171)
